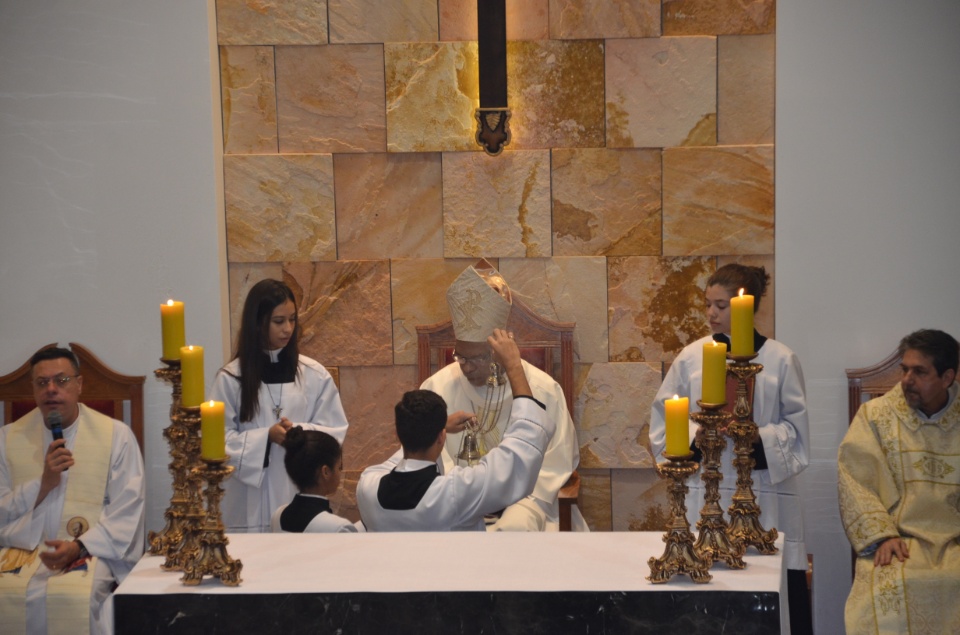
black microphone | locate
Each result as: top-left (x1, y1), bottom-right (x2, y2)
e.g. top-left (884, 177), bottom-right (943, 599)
top-left (47, 411), bottom-right (67, 471)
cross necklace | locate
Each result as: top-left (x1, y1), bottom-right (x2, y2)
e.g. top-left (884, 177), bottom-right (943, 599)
top-left (266, 383), bottom-right (283, 420)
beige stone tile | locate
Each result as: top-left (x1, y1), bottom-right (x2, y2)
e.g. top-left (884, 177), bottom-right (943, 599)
top-left (549, 0), bottom-right (660, 39)
top-left (662, 145), bottom-right (774, 256)
top-left (552, 148), bottom-right (661, 257)
top-left (276, 45), bottom-right (386, 153)
top-left (334, 153), bottom-right (443, 260)
top-left (611, 467), bottom-right (671, 531)
top-left (391, 258), bottom-right (480, 366)
top-left (499, 257), bottom-right (608, 364)
top-left (333, 364), bottom-right (418, 521)
top-left (606, 37), bottom-right (717, 149)
top-left (663, 0), bottom-right (776, 36)
top-left (718, 34), bottom-right (775, 145)
top-left (717, 254), bottom-right (775, 339)
top-left (224, 155), bottom-right (336, 263)
top-left (226, 263), bottom-right (284, 352)
top-left (284, 260), bottom-right (393, 367)
top-left (578, 468), bottom-right (611, 531)
top-left (385, 42), bottom-right (478, 153)
top-left (608, 256), bottom-right (714, 362)
top-left (219, 46), bottom-right (277, 155)
top-left (575, 362), bottom-right (659, 469)
top-left (216, 0), bottom-right (328, 45)
top-left (330, 0), bottom-right (437, 43)
top-left (439, 0), bottom-right (549, 41)
top-left (508, 40), bottom-right (605, 149)
top-left (442, 150), bottom-right (552, 257)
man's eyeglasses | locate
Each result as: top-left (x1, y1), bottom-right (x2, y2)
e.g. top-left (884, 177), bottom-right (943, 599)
top-left (452, 352), bottom-right (492, 367)
top-left (33, 375), bottom-right (79, 389)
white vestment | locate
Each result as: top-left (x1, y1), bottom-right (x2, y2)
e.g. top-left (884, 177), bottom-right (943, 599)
top-left (420, 360), bottom-right (581, 531)
top-left (210, 354), bottom-right (350, 533)
top-left (650, 335), bottom-right (810, 570)
top-left (357, 397), bottom-right (553, 531)
top-left (0, 405), bottom-right (145, 635)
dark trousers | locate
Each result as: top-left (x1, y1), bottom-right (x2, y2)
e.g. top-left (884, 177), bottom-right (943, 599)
top-left (787, 568), bottom-right (813, 635)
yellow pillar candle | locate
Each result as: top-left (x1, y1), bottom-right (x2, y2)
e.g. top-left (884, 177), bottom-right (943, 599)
top-left (180, 345), bottom-right (204, 408)
top-left (160, 300), bottom-right (185, 360)
top-left (702, 340), bottom-right (728, 404)
top-left (664, 395), bottom-right (690, 457)
top-left (200, 400), bottom-right (226, 460)
top-left (730, 289), bottom-right (755, 356)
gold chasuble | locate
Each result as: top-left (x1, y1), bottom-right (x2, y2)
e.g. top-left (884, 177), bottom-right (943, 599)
top-left (839, 383), bottom-right (960, 635)
top-left (0, 407), bottom-right (113, 635)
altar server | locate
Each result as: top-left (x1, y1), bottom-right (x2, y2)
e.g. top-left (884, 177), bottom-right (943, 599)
top-left (211, 279), bottom-right (350, 533)
top-left (358, 329), bottom-right (554, 531)
top-left (0, 346), bottom-right (145, 635)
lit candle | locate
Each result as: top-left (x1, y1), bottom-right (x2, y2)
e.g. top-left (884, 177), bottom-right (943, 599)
top-left (702, 340), bottom-right (728, 404)
top-left (730, 289), bottom-right (755, 356)
top-left (160, 300), bottom-right (185, 360)
top-left (200, 400), bottom-right (226, 460)
top-left (180, 345), bottom-right (204, 408)
top-left (664, 395), bottom-right (690, 457)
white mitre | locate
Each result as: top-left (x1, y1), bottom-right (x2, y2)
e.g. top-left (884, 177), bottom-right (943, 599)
top-left (447, 259), bottom-right (513, 342)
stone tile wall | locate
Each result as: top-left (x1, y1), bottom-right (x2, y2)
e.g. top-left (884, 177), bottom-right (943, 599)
top-left (215, 0), bottom-right (776, 530)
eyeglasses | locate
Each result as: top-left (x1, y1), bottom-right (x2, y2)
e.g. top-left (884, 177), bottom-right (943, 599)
top-left (33, 375), bottom-right (79, 389)
top-left (452, 352), bottom-right (492, 367)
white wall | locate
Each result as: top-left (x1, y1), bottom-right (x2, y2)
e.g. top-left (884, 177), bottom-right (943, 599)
top-left (0, 1), bottom-right (227, 534)
top-left (778, 0), bottom-right (960, 632)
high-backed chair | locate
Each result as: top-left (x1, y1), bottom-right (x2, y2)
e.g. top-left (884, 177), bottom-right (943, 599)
top-left (0, 342), bottom-right (145, 452)
top-left (416, 297), bottom-right (581, 530)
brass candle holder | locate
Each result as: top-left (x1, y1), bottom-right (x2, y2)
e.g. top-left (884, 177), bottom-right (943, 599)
top-left (159, 406), bottom-right (206, 572)
top-left (726, 354), bottom-right (778, 555)
top-left (180, 456), bottom-right (243, 586)
top-left (691, 400), bottom-right (746, 569)
top-left (647, 453), bottom-right (713, 584)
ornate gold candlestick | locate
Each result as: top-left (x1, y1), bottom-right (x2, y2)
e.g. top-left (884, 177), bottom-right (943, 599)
top-left (647, 453), bottom-right (713, 584)
top-left (691, 400), bottom-right (746, 569)
top-left (180, 457), bottom-right (243, 586)
top-left (726, 354), bottom-right (778, 554)
top-left (159, 406), bottom-right (206, 571)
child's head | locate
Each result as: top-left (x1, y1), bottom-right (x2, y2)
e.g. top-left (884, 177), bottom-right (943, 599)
top-left (282, 426), bottom-right (343, 496)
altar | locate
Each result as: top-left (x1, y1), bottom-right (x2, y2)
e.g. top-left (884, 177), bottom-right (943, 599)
top-left (114, 532), bottom-right (788, 634)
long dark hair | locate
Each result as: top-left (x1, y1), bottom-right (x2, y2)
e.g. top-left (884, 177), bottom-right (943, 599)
top-left (282, 426), bottom-right (342, 491)
top-left (234, 279), bottom-right (301, 422)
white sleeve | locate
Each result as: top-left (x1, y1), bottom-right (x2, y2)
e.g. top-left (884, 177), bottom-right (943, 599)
top-left (649, 353), bottom-right (696, 459)
top-left (756, 351), bottom-right (809, 484)
top-left (211, 369), bottom-right (271, 489)
top-left (0, 432), bottom-right (46, 550)
top-left (294, 365), bottom-right (350, 445)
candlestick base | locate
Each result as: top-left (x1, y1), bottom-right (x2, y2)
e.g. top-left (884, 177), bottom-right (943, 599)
top-left (726, 356), bottom-right (778, 555)
top-left (155, 406), bottom-right (206, 572)
top-left (475, 107), bottom-right (511, 156)
top-left (180, 457), bottom-right (243, 586)
top-left (149, 360), bottom-right (191, 559)
top-left (647, 454), bottom-right (713, 584)
top-left (691, 401), bottom-right (746, 569)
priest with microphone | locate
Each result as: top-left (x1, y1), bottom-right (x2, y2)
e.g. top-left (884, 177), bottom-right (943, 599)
top-left (0, 346), bottom-right (145, 635)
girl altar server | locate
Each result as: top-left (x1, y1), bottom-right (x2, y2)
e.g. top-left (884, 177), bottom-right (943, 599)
top-left (211, 279), bottom-right (350, 533)
top-left (649, 264), bottom-right (811, 635)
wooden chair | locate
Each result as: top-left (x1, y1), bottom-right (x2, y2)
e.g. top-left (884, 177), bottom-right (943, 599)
top-left (0, 342), bottom-right (145, 452)
top-left (417, 297), bottom-right (581, 530)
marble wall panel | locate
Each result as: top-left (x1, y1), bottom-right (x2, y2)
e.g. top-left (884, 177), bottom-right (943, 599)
top-left (662, 145), bottom-right (774, 256)
top-left (507, 40), bottom-right (605, 149)
top-left (334, 153), bottom-right (443, 260)
top-left (224, 154), bottom-right (336, 262)
top-left (276, 45), bottom-right (386, 153)
top-left (385, 42), bottom-right (478, 153)
top-left (552, 148), bottom-right (662, 257)
top-left (717, 254), bottom-right (775, 339)
top-left (606, 37), bottom-right (717, 149)
top-left (548, 0), bottom-right (660, 39)
top-left (216, 0), bottom-right (329, 45)
top-left (499, 257), bottom-right (608, 364)
top-left (220, 46), bottom-right (278, 155)
top-left (390, 258), bottom-right (482, 366)
top-left (611, 467), bottom-right (670, 531)
top-left (608, 256), bottom-right (714, 362)
top-left (575, 362), bottom-right (659, 469)
top-left (663, 0), bottom-right (776, 36)
top-left (718, 34), bottom-right (775, 145)
top-left (335, 364), bottom-right (418, 521)
top-left (579, 469), bottom-right (612, 531)
top-left (227, 262), bottom-right (284, 347)
top-left (439, 0), bottom-right (549, 41)
top-left (329, 0), bottom-right (437, 44)
top-left (284, 260), bottom-right (393, 367)
top-left (442, 150), bottom-right (552, 257)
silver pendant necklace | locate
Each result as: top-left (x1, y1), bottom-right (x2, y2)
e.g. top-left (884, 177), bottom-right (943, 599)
top-left (266, 383), bottom-right (283, 420)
